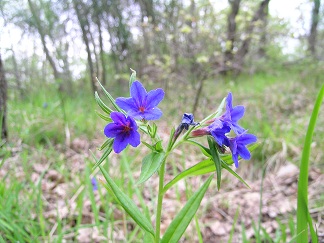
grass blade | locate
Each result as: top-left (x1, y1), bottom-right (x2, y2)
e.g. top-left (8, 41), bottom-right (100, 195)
top-left (296, 83), bottom-right (323, 243)
top-left (160, 175), bottom-right (213, 243)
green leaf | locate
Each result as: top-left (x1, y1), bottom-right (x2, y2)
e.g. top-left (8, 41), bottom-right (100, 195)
top-left (96, 77), bottom-right (124, 113)
top-left (161, 175), bottom-right (213, 243)
top-left (167, 127), bottom-right (176, 151)
top-left (297, 83), bottom-right (323, 243)
top-left (93, 146), bottom-right (112, 169)
top-left (207, 136), bottom-right (222, 190)
top-left (94, 92), bottom-right (113, 115)
top-left (98, 138), bottom-right (113, 151)
top-left (186, 139), bottom-right (211, 157)
top-left (99, 166), bottom-right (155, 236)
top-left (95, 110), bottom-right (112, 122)
top-left (129, 68), bottom-right (136, 88)
top-left (200, 97), bottom-right (226, 124)
top-left (163, 158), bottom-right (249, 194)
top-left (163, 159), bottom-right (212, 193)
top-left (138, 152), bottom-right (165, 184)
top-left (153, 140), bottom-right (163, 152)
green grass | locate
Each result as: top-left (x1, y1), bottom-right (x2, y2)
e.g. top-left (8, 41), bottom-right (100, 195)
top-left (1, 70), bottom-right (323, 242)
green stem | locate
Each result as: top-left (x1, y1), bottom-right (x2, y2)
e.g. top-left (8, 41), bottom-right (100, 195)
top-left (154, 124), bottom-right (196, 242)
top-left (155, 158), bottom-right (166, 242)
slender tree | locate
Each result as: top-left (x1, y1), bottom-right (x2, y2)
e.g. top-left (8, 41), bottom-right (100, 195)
top-left (72, 0), bottom-right (97, 93)
top-left (27, 0), bottom-right (60, 80)
top-left (233, 0), bottom-right (270, 75)
top-left (222, 0), bottom-right (241, 74)
top-left (308, 0), bottom-right (321, 56)
top-left (0, 54), bottom-right (8, 140)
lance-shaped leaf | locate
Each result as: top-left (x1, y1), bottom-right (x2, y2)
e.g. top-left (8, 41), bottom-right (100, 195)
top-left (129, 68), bottom-right (136, 88)
top-left (100, 166), bottom-right (155, 236)
top-left (163, 157), bottom-right (249, 194)
top-left (92, 145), bottom-right (113, 169)
top-left (94, 91), bottom-right (113, 115)
top-left (96, 77), bottom-right (124, 113)
top-left (95, 110), bottom-right (112, 122)
top-left (161, 175), bottom-right (213, 243)
top-left (138, 152), bottom-right (165, 184)
top-left (207, 136), bottom-right (222, 190)
top-left (297, 83), bottom-right (323, 243)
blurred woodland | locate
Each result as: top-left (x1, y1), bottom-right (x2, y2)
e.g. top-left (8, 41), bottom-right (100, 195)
top-left (0, 0), bottom-right (324, 242)
top-left (1, 0), bottom-right (324, 138)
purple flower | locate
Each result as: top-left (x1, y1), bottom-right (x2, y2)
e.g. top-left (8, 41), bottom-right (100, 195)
top-left (208, 118), bottom-right (231, 146)
top-left (174, 113), bottom-right (199, 140)
top-left (116, 81), bottom-right (165, 121)
top-left (227, 132), bottom-right (257, 168)
top-left (220, 92), bottom-right (245, 134)
top-left (104, 112), bottom-right (140, 153)
top-left (91, 177), bottom-right (98, 191)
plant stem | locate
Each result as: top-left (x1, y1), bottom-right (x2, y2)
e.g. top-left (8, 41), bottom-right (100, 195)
top-left (155, 158), bottom-right (166, 242)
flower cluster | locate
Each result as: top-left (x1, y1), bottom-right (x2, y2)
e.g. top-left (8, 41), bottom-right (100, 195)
top-left (104, 81), bottom-right (165, 153)
top-left (192, 93), bottom-right (257, 167)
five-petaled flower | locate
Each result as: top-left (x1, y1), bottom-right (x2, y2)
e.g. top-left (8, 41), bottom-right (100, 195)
top-left (208, 119), bottom-right (231, 146)
top-left (104, 112), bottom-right (140, 153)
top-left (220, 92), bottom-right (245, 134)
top-left (225, 132), bottom-right (257, 168)
top-left (116, 81), bottom-right (165, 121)
top-left (191, 92), bottom-right (257, 167)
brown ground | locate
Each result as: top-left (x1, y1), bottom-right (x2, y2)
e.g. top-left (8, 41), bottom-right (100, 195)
top-left (2, 136), bottom-right (324, 242)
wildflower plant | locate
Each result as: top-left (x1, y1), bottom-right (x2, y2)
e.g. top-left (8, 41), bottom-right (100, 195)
top-left (93, 70), bottom-right (257, 242)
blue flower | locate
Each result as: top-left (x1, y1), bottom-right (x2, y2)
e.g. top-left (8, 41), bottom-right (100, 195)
top-left (220, 92), bottom-right (245, 134)
top-left (116, 81), bottom-right (165, 121)
top-left (91, 177), bottom-right (98, 191)
top-left (104, 112), bottom-right (140, 153)
top-left (174, 113), bottom-right (199, 140)
top-left (180, 113), bottom-right (199, 130)
top-left (227, 132), bottom-right (257, 168)
top-left (208, 118), bottom-right (231, 146)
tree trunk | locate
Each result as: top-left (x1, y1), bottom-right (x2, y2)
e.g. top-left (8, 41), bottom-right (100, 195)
top-left (27, 0), bottom-right (61, 80)
top-left (0, 54), bottom-right (8, 140)
top-left (233, 0), bottom-right (270, 75)
top-left (222, 0), bottom-right (241, 74)
top-left (308, 0), bottom-right (321, 56)
top-left (10, 47), bottom-right (24, 98)
top-left (73, 0), bottom-right (97, 93)
top-left (257, 2), bottom-right (269, 59)
top-left (93, 1), bottom-right (107, 85)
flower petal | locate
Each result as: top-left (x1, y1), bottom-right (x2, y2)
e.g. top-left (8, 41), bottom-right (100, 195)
top-left (110, 111), bottom-right (127, 124)
top-left (130, 81), bottom-right (147, 107)
top-left (226, 92), bottom-right (233, 109)
top-left (231, 123), bottom-right (246, 135)
top-left (116, 97), bottom-right (137, 112)
top-left (104, 123), bottom-right (122, 137)
top-left (231, 105), bottom-right (245, 122)
top-left (237, 145), bottom-right (251, 160)
top-left (113, 134), bottom-right (129, 153)
top-left (239, 134), bottom-right (257, 145)
top-left (145, 88), bottom-right (165, 109)
top-left (128, 130), bottom-right (141, 147)
top-left (232, 153), bottom-right (239, 168)
top-left (142, 108), bottom-right (163, 120)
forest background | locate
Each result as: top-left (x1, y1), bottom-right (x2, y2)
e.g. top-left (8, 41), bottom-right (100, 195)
top-left (0, 0), bottom-right (323, 242)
